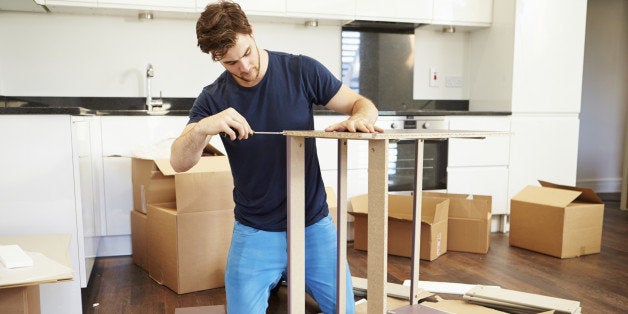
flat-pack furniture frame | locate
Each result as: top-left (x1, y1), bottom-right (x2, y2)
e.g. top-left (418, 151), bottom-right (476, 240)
top-left (284, 129), bottom-right (507, 314)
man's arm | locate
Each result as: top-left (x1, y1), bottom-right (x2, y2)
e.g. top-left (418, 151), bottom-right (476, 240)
top-left (170, 107), bottom-right (253, 172)
top-left (323, 84), bottom-right (384, 133)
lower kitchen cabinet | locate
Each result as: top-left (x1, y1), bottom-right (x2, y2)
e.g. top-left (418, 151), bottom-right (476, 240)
top-left (0, 114), bottom-right (99, 313)
top-left (447, 116), bottom-right (511, 231)
top-left (97, 115), bottom-right (222, 256)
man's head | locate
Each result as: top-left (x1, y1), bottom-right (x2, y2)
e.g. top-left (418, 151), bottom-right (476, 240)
top-left (196, 0), bottom-right (253, 61)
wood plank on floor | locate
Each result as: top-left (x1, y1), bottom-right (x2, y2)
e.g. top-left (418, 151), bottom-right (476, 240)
top-left (82, 198), bottom-right (628, 313)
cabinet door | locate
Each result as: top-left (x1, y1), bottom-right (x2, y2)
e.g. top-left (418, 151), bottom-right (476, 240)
top-left (102, 156), bottom-right (133, 235)
top-left (40, 0), bottom-right (96, 7)
top-left (99, 0), bottom-right (195, 11)
top-left (432, 0), bottom-right (493, 26)
top-left (100, 116), bottom-right (189, 237)
top-left (447, 166), bottom-right (509, 215)
top-left (286, 0), bottom-right (354, 19)
top-left (197, 0), bottom-right (285, 15)
top-left (355, 0), bottom-right (432, 23)
top-left (448, 116), bottom-right (510, 166)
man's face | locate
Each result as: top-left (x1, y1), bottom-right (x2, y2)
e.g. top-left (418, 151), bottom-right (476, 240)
top-left (219, 34), bottom-right (260, 84)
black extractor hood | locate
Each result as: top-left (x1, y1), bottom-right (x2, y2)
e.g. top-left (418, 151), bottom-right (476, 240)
top-left (342, 20), bottom-right (423, 34)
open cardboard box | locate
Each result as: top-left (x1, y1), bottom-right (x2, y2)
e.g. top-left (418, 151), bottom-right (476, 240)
top-left (424, 192), bottom-right (492, 254)
top-left (509, 180), bottom-right (604, 258)
top-left (147, 202), bottom-right (234, 294)
top-left (131, 143), bottom-right (234, 214)
top-left (0, 234), bottom-right (73, 314)
top-left (350, 194), bottom-right (449, 261)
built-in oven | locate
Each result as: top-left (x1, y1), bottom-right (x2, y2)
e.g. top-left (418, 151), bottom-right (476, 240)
top-left (377, 116), bottom-right (449, 192)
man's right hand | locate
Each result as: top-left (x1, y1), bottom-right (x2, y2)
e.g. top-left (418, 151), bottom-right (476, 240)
top-left (199, 107), bottom-right (253, 141)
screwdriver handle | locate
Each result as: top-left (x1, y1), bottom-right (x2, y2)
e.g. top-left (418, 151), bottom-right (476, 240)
top-left (220, 129), bottom-right (253, 138)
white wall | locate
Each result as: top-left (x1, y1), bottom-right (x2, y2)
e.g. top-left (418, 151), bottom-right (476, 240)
top-left (577, 0), bottom-right (628, 192)
top-left (413, 28), bottom-right (468, 100)
top-left (0, 11), bottom-right (341, 97)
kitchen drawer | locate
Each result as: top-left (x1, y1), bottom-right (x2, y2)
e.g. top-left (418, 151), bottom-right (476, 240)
top-left (448, 116), bottom-right (511, 166)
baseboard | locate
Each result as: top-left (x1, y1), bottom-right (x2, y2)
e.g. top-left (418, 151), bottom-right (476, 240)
top-left (97, 235), bottom-right (132, 257)
top-left (575, 178), bottom-right (622, 193)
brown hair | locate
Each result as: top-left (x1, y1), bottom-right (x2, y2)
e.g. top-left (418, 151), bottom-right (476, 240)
top-left (196, 0), bottom-right (253, 61)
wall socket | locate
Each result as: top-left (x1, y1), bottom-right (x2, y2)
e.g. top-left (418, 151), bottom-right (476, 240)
top-left (445, 76), bottom-right (463, 88)
top-left (429, 67), bottom-right (439, 87)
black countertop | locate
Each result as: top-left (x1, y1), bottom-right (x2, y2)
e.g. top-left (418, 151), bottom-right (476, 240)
top-left (0, 106), bottom-right (510, 117)
top-left (0, 96), bottom-right (510, 116)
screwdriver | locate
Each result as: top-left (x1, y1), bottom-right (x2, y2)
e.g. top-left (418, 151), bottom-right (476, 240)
top-left (220, 130), bottom-right (284, 137)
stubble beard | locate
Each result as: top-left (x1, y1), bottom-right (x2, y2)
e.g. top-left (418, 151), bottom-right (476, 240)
top-left (234, 42), bottom-right (261, 83)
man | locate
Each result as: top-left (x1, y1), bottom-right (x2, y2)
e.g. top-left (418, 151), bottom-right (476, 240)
top-left (170, 1), bottom-right (383, 312)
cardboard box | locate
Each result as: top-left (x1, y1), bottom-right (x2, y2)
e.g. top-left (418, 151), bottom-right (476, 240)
top-left (350, 194), bottom-right (449, 261)
top-left (509, 180), bottom-right (604, 258)
top-left (147, 203), bottom-right (234, 294)
top-left (130, 210), bottom-right (148, 271)
top-left (0, 285), bottom-right (40, 314)
top-left (424, 192), bottom-right (492, 254)
top-left (132, 145), bottom-right (234, 213)
top-left (0, 234), bottom-right (73, 314)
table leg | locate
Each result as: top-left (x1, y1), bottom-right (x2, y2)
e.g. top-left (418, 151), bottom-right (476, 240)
top-left (410, 140), bottom-right (424, 305)
top-left (367, 139), bottom-right (389, 314)
top-left (287, 136), bottom-right (305, 314)
top-left (336, 139), bottom-right (348, 313)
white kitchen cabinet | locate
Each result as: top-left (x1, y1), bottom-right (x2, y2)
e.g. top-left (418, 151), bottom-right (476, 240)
top-left (508, 115), bottom-right (580, 198)
top-left (98, 115), bottom-right (210, 255)
top-left (314, 115), bottom-right (370, 198)
top-left (355, 0), bottom-right (432, 23)
top-left (447, 116), bottom-right (511, 224)
top-left (36, 0), bottom-right (96, 8)
top-left (100, 117), bottom-right (189, 233)
top-left (72, 116), bottom-right (104, 287)
top-left (432, 0), bottom-right (493, 26)
top-left (197, 0), bottom-right (286, 16)
top-left (0, 115), bottom-right (94, 313)
top-left (448, 116), bottom-right (510, 166)
top-left (99, 0), bottom-right (195, 11)
top-left (286, 0), bottom-right (354, 20)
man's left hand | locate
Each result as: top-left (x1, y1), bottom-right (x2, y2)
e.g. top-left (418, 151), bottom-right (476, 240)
top-left (324, 116), bottom-right (384, 133)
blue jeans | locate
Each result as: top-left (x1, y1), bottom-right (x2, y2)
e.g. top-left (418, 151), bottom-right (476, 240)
top-left (225, 215), bottom-right (355, 314)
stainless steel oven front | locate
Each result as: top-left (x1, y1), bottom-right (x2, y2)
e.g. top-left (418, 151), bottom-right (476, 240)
top-left (377, 116), bottom-right (449, 192)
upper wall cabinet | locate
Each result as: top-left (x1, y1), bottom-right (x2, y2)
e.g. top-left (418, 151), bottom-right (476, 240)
top-left (431, 0), bottom-right (493, 27)
top-left (36, 0), bottom-right (96, 8)
top-left (197, 0), bottom-right (286, 16)
top-left (286, 0), bottom-right (354, 20)
top-left (355, 0), bottom-right (432, 23)
top-left (99, 0), bottom-right (195, 12)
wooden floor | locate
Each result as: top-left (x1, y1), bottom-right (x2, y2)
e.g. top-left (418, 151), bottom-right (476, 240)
top-left (82, 194), bottom-right (628, 313)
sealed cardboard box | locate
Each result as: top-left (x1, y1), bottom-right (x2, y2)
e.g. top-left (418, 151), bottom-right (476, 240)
top-left (509, 180), bottom-right (604, 258)
top-left (147, 203), bottom-right (234, 294)
top-left (424, 192), bottom-right (492, 254)
top-left (132, 145), bottom-right (234, 213)
top-left (350, 194), bottom-right (449, 261)
top-left (0, 285), bottom-right (40, 314)
top-left (130, 210), bottom-right (148, 271)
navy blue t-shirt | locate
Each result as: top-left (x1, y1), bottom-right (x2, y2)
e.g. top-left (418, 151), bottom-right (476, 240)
top-left (188, 51), bottom-right (342, 231)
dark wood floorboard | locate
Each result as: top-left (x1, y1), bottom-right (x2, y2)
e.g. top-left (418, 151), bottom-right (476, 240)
top-left (82, 197), bottom-right (628, 313)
